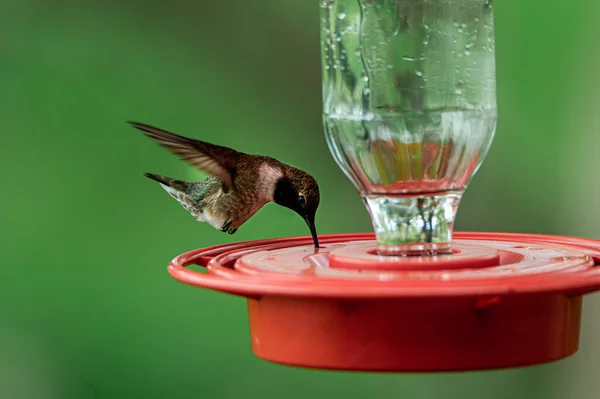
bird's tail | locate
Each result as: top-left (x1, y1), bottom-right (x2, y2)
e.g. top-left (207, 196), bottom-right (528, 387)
top-left (144, 173), bottom-right (188, 191)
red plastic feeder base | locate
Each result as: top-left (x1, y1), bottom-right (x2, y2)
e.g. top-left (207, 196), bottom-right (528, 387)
top-left (168, 232), bottom-right (600, 372)
top-left (248, 295), bottom-right (581, 372)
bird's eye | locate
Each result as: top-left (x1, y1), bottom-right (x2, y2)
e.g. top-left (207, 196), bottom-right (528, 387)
top-left (298, 194), bottom-right (306, 206)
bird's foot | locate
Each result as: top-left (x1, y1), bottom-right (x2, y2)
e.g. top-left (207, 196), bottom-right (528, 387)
top-left (221, 220), bottom-right (232, 233)
top-left (227, 228), bottom-right (237, 235)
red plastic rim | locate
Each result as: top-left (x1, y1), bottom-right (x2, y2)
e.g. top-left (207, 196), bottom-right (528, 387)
top-left (167, 232), bottom-right (600, 298)
top-left (167, 232), bottom-right (600, 372)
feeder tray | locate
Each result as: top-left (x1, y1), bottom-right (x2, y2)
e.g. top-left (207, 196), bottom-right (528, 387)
top-left (168, 232), bottom-right (600, 372)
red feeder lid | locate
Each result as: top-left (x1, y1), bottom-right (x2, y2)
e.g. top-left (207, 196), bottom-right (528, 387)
top-left (168, 232), bottom-right (600, 372)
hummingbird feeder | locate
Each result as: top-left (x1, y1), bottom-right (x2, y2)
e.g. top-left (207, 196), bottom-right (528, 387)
top-left (167, 0), bottom-right (600, 372)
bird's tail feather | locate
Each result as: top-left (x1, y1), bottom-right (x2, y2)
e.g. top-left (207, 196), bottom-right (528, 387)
top-left (144, 173), bottom-right (188, 191)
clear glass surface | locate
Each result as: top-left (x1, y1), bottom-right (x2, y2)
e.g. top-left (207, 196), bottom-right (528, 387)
top-left (320, 0), bottom-right (497, 255)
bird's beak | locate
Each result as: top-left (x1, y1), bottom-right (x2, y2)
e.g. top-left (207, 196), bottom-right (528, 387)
top-left (303, 213), bottom-right (320, 248)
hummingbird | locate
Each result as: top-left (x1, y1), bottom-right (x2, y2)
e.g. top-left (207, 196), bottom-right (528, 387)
top-left (130, 121), bottom-right (321, 247)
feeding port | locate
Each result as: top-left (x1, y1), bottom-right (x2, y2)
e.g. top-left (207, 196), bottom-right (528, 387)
top-left (166, 0), bottom-right (600, 372)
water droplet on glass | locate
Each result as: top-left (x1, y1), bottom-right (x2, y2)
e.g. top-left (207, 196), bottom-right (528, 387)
top-left (337, 12), bottom-right (346, 20)
top-left (402, 56), bottom-right (416, 61)
top-left (415, 70), bottom-right (424, 77)
top-left (465, 50), bottom-right (471, 56)
top-left (454, 89), bottom-right (463, 95)
top-left (355, 49), bottom-right (361, 57)
top-left (387, 64), bottom-right (393, 69)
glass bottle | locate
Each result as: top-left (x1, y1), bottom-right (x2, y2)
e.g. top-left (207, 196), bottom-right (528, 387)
top-left (320, 0), bottom-right (497, 255)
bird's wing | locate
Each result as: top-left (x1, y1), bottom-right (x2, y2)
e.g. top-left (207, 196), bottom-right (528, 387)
top-left (130, 122), bottom-right (241, 190)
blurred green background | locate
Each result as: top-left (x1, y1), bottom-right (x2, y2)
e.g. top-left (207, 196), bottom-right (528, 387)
top-left (2, 0), bottom-right (600, 398)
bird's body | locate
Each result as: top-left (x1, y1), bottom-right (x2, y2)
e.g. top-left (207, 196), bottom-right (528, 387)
top-left (145, 157), bottom-right (285, 234)
top-left (131, 122), bottom-right (321, 246)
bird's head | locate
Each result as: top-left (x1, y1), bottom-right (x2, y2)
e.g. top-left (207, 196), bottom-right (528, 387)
top-left (273, 169), bottom-right (320, 248)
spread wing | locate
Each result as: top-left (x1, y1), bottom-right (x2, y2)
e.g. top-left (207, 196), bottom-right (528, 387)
top-left (130, 121), bottom-right (241, 189)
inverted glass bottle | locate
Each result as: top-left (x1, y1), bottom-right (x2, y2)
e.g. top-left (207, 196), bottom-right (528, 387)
top-left (320, 0), bottom-right (497, 255)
